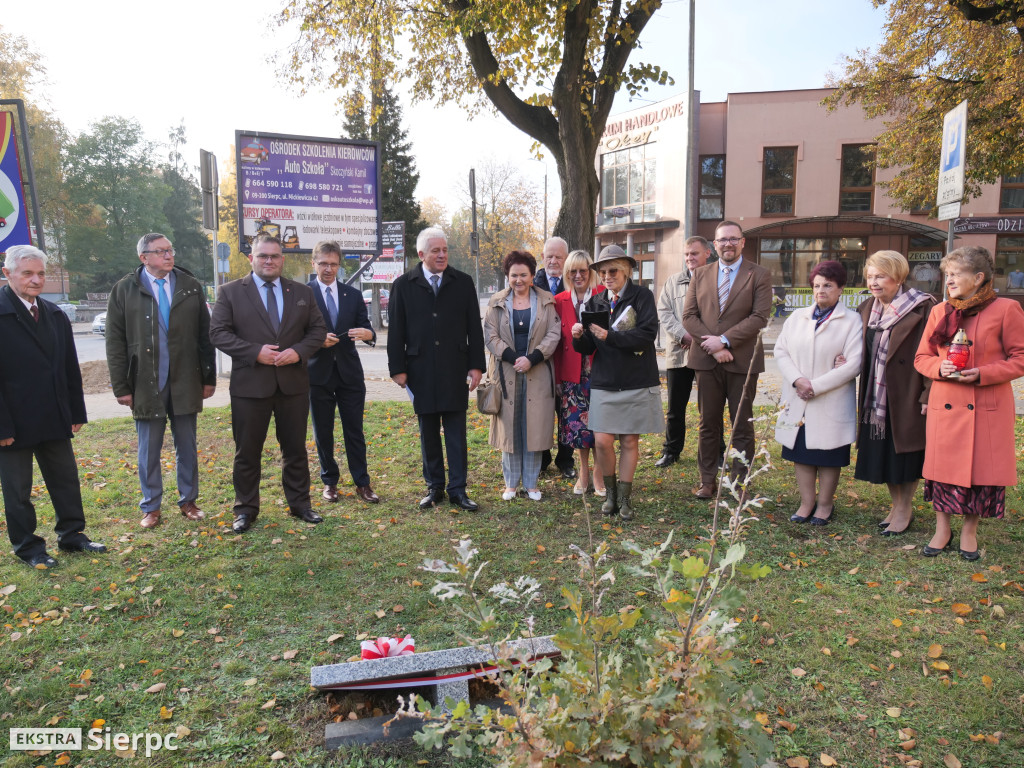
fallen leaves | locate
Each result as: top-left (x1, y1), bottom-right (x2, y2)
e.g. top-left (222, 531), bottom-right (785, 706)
top-left (927, 644), bottom-right (943, 658)
top-left (942, 755), bottom-right (962, 768)
top-left (785, 758), bottom-right (809, 768)
top-left (950, 603), bottom-right (972, 616)
top-left (982, 674), bottom-right (993, 690)
top-left (790, 667), bottom-right (807, 678)
top-left (145, 682), bottom-right (166, 694)
top-left (886, 707), bottom-right (902, 717)
top-left (820, 754), bottom-right (837, 766)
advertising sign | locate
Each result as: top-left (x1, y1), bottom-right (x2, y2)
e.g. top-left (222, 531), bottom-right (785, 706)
top-left (952, 216), bottom-right (1024, 235)
top-left (235, 131), bottom-right (381, 254)
top-left (936, 100), bottom-right (967, 206)
top-left (0, 112), bottom-right (34, 251)
top-left (362, 220), bottom-right (406, 285)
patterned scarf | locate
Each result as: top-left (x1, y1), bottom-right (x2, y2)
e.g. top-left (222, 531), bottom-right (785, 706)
top-left (928, 282), bottom-right (997, 346)
top-left (866, 287), bottom-right (932, 437)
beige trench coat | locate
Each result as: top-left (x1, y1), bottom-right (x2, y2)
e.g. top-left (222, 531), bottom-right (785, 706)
top-left (484, 286), bottom-right (561, 453)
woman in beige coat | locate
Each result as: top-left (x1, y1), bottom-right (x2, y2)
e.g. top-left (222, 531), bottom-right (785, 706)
top-left (484, 251), bottom-right (561, 501)
top-left (774, 261), bottom-right (863, 526)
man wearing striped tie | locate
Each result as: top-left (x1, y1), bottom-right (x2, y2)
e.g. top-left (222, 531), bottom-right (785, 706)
top-left (107, 234), bottom-right (217, 529)
top-left (681, 221), bottom-right (772, 499)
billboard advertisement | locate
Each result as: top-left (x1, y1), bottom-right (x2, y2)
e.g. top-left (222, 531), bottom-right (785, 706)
top-left (0, 112), bottom-right (34, 252)
top-left (235, 131), bottom-right (381, 254)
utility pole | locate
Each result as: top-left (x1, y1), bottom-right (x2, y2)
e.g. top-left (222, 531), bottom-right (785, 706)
top-left (470, 169), bottom-right (480, 292)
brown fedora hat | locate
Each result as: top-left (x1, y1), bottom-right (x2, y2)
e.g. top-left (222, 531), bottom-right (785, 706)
top-left (590, 244), bottom-right (637, 271)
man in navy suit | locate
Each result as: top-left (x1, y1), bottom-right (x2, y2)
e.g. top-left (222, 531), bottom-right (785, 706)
top-left (307, 240), bottom-right (379, 504)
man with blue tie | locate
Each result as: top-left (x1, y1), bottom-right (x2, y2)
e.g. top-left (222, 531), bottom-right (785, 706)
top-left (107, 234), bottom-right (217, 529)
top-left (307, 240), bottom-right (380, 504)
top-left (210, 234), bottom-right (327, 533)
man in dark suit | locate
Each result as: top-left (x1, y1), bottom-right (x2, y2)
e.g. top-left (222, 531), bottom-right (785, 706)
top-left (0, 245), bottom-right (105, 568)
top-left (210, 234), bottom-right (327, 533)
top-left (533, 236), bottom-right (576, 479)
top-left (387, 227), bottom-right (486, 511)
top-left (682, 221), bottom-right (772, 498)
top-left (307, 240), bottom-right (379, 504)
top-left (106, 233), bottom-right (217, 529)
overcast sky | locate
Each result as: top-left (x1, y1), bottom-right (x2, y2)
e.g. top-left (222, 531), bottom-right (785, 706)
top-left (4, 0), bottom-right (886, 214)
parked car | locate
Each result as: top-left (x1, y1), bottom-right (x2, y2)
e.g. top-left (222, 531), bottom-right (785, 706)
top-left (92, 312), bottom-right (106, 335)
top-left (362, 288), bottom-right (389, 327)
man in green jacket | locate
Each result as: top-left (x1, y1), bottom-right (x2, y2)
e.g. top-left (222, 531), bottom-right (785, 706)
top-left (106, 234), bottom-right (217, 528)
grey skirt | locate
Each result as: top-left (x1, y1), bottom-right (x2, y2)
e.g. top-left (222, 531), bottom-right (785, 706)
top-left (589, 386), bottom-right (665, 435)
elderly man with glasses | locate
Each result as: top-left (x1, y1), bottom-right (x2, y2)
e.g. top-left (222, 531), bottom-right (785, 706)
top-left (107, 233), bottom-right (217, 529)
top-left (682, 221), bottom-right (772, 499)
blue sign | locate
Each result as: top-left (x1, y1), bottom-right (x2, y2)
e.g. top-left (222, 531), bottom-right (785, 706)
top-left (0, 113), bottom-right (34, 251)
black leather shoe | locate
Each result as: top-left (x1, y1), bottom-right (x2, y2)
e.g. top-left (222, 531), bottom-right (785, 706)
top-left (290, 508), bottom-right (323, 524)
top-left (419, 490), bottom-right (445, 509)
top-left (881, 514), bottom-right (914, 537)
top-left (808, 506), bottom-right (834, 526)
top-left (23, 552), bottom-right (58, 569)
top-left (449, 493), bottom-right (479, 512)
top-left (790, 503), bottom-right (817, 523)
top-left (921, 536), bottom-right (954, 557)
top-left (959, 548), bottom-right (981, 562)
top-left (232, 514), bottom-right (254, 533)
top-left (58, 539), bottom-right (107, 554)
top-left (559, 465), bottom-right (578, 480)
top-left (654, 453), bottom-right (678, 468)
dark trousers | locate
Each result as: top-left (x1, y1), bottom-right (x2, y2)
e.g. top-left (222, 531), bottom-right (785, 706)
top-left (418, 410), bottom-right (468, 494)
top-left (0, 439), bottom-right (87, 559)
top-left (696, 367), bottom-right (759, 485)
top-left (310, 370), bottom-right (370, 487)
top-left (662, 366), bottom-right (696, 456)
top-left (230, 391), bottom-right (312, 518)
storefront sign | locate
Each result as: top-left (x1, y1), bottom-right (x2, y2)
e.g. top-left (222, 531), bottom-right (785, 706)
top-left (235, 131), bottom-right (381, 253)
top-left (782, 287), bottom-right (870, 310)
top-left (952, 216), bottom-right (1024, 234)
top-left (0, 112), bottom-right (34, 251)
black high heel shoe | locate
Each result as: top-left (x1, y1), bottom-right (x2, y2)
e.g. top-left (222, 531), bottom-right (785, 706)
top-left (921, 535), bottom-right (955, 557)
top-left (809, 505), bottom-right (834, 526)
top-left (790, 503), bottom-right (817, 523)
top-left (881, 514), bottom-right (914, 537)
top-left (959, 547), bottom-right (981, 562)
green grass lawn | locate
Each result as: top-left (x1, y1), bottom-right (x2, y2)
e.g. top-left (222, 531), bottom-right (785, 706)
top-left (0, 402), bottom-right (1020, 767)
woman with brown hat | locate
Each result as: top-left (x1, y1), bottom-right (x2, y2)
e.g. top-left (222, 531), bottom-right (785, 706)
top-left (571, 245), bottom-right (663, 521)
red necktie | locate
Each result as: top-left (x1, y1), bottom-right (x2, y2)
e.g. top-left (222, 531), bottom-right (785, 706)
top-left (30, 304), bottom-right (39, 322)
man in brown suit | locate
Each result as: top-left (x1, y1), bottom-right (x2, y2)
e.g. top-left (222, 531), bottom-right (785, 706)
top-left (209, 234), bottom-right (327, 532)
top-left (682, 221), bottom-right (772, 498)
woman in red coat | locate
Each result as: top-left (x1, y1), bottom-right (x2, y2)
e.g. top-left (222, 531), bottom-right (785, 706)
top-left (553, 250), bottom-right (606, 496)
top-left (915, 246), bottom-right (1024, 561)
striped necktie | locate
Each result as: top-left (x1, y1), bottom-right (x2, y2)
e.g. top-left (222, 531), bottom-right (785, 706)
top-left (718, 266), bottom-right (731, 315)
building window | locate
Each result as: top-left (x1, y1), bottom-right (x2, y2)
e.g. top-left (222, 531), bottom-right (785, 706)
top-left (996, 236), bottom-right (1024, 292)
top-left (999, 173), bottom-right (1024, 212)
top-left (907, 236), bottom-right (944, 293)
top-left (762, 147), bottom-right (796, 216)
top-left (839, 144), bottom-right (875, 213)
top-left (600, 144), bottom-right (657, 226)
top-left (699, 155), bottom-right (725, 220)
top-left (758, 237), bottom-right (866, 288)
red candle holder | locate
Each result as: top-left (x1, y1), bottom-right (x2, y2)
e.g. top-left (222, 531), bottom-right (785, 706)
top-left (946, 327), bottom-right (972, 378)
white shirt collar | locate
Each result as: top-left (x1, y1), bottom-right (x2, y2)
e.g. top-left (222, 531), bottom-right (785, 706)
top-left (14, 293), bottom-right (37, 313)
top-left (421, 264), bottom-right (443, 282)
top-left (316, 278), bottom-right (338, 294)
top-left (254, 274), bottom-right (281, 288)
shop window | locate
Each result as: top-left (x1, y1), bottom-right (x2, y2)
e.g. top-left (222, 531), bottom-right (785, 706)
top-left (758, 237), bottom-right (866, 289)
top-left (839, 144), bottom-right (875, 213)
top-left (599, 144), bottom-right (657, 225)
top-left (699, 155), bottom-right (725, 220)
top-left (996, 236), bottom-right (1024, 292)
top-left (907, 236), bottom-right (944, 294)
top-left (999, 173), bottom-right (1024, 212)
top-left (762, 147), bottom-right (796, 216)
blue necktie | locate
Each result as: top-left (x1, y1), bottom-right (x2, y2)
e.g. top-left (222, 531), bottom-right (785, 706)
top-left (549, 276), bottom-right (559, 294)
top-left (325, 286), bottom-right (338, 327)
top-left (154, 277), bottom-right (170, 326)
top-left (430, 274), bottom-right (440, 295)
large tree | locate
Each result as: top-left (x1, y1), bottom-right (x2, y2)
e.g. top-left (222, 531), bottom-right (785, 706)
top-left (64, 117), bottom-right (172, 295)
top-left (826, 0), bottom-right (1024, 210)
top-left (342, 85), bottom-right (427, 256)
top-left (278, 0), bottom-right (670, 250)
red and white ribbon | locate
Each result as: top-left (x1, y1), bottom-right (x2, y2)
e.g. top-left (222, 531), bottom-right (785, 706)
top-left (360, 635), bottom-right (415, 660)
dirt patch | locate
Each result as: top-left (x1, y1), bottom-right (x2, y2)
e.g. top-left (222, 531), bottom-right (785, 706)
top-left (81, 360), bottom-right (112, 395)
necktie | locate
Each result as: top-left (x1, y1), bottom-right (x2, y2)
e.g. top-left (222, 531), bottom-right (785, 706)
top-left (264, 281), bottom-right (280, 333)
top-left (154, 277), bottom-right (170, 326)
top-left (30, 304), bottom-right (39, 322)
top-left (430, 274), bottom-right (440, 295)
top-left (609, 294), bottom-right (617, 312)
top-left (718, 266), bottom-right (731, 315)
top-left (549, 276), bottom-right (559, 294)
top-left (325, 286), bottom-right (338, 327)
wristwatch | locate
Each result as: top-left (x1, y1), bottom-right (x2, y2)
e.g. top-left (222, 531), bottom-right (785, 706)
top-left (719, 335), bottom-right (730, 348)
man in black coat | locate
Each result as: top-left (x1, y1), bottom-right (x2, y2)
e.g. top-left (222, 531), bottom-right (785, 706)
top-left (307, 240), bottom-right (379, 504)
top-left (387, 227), bottom-right (486, 510)
top-left (0, 245), bottom-right (106, 568)
top-left (532, 236), bottom-right (577, 479)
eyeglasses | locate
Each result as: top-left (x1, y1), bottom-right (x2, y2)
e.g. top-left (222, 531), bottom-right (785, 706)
top-left (714, 237), bottom-right (743, 245)
top-left (142, 248), bottom-right (175, 256)
top-left (567, 268), bottom-right (590, 275)
top-left (597, 268), bottom-right (623, 276)
top-left (315, 262), bottom-right (340, 269)
top-left (254, 253), bottom-right (284, 261)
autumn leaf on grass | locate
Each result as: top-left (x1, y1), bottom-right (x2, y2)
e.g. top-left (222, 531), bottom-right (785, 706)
top-left (943, 755), bottom-right (962, 768)
top-left (982, 674), bottom-right (993, 690)
top-left (790, 667), bottom-right (807, 678)
top-left (145, 683), bottom-right (166, 694)
top-left (951, 603), bottom-right (972, 616)
top-left (270, 751), bottom-right (286, 760)
top-left (820, 754), bottom-right (838, 766)
top-left (970, 573), bottom-right (987, 583)
top-left (243, 678), bottom-right (257, 686)
top-left (55, 753), bottom-right (71, 765)
top-left (886, 707), bottom-right (902, 717)
top-left (931, 661), bottom-right (950, 671)
top-left (786, 759), bottom-right (809, 768)
top-left (282, 650), bottom-right (298, 660)
top-left (261, 698), bottom-right (276, 710)
top-left (159, 706), bottom-right (173, 720)
top-left (927, 644), bottom-right (943, 658)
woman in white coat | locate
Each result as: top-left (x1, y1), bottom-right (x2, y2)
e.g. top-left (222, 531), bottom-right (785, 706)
top-left (775, 261), bottom-right (863, 526)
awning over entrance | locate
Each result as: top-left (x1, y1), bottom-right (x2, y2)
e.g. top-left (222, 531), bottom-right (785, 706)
top-left (742, 215), bottom-right (947, 242)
